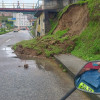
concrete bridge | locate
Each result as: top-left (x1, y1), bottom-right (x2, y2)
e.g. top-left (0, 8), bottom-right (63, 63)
top-left (0, 0), bottom-right (79, 36)
top-left (0, 8), bottom-right (42, 12)
top-left (0, 1), bottom-right (42, 13)
top-left (0, 0), bottom-right (78, 12)
top-left (42, 0), bottom-right (78, 10)
top-left (35, 0), bottom-right (78, 36)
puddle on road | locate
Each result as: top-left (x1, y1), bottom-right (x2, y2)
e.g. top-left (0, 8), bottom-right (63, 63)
top-left (2, 47), bottom-right (17, 58)
top-left (1, 46), bottom-right (62, 72)
top-left (17, 58), bottom-right (55, 71)
top-left (34, 58), bottom-right (59, 72)
top-left (20, 60), bottom-right (37, 69)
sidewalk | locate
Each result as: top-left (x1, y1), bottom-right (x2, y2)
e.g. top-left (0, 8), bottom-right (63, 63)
top-left (54, 54), bottom-right (100, 100)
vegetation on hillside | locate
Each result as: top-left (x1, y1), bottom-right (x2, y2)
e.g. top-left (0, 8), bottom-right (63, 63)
top-left (0, 16), bottom-right (13, 35)
top-left (0, 28), bottom-right (10, 35)
top-left (30, 21), bottom-right (36, 37)
top-left (72, 0), bottom-right (100, 61)
top-left (14, 29), bottom-right (75, 57)
top-left (13, 0), bottom-right (100, 61)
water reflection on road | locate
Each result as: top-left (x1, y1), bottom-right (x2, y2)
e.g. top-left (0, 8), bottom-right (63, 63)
top-left (0, 44), bottom-right (73, 100)
top-left (0, 31), bottom-right (91, 100)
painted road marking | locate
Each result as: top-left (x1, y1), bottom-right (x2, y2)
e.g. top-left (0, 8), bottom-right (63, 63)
top-left (6, 39), bottom-right (11, 43)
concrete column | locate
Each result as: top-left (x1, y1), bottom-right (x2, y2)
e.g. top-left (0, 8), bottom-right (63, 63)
top-left (44, 10), bottom-right (51, 34)
top-left (43, 0), bottom-right (59, 10)
top-left (57, 0), bottom-right (63, 9)
top-left (68, 0), bottom-right (73, 4)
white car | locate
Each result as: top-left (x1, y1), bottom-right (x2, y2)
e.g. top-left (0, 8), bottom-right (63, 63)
top-left (13, 29), bottom-right (18, 32)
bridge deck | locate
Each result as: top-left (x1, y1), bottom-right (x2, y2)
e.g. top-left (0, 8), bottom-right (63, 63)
top-left (0, 8), bottom-right (42, 12)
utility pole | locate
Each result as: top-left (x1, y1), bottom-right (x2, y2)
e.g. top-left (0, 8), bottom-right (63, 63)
top-left (37, 0), bottom-right (40, 8)
top-left (17, 1), bottom-right (20, 8)
top-left (23, 3), bottom-right (24, 9)
top-left (13, 3), bottom-right (15, 8)
top-left (33, 3), bottom-right (34, 8)
top-left (2, 0), bottom-right (4, 8)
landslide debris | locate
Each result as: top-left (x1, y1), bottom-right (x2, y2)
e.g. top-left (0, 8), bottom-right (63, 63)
top-left (13, 3), bottom-right (89, 58)
top-left (54, 4), bottom-right (89, 36)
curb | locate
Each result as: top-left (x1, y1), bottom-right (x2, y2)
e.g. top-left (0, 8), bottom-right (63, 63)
top-left (29, 31), bottom-right (35, 38)
top-left (54, 54), bottom-right (100, 100)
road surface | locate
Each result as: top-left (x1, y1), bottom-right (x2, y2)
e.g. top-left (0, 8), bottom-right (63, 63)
top-left (0, 30), bottom-right (91, 100)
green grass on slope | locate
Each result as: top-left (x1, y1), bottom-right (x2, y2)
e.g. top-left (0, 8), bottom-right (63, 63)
top-left (48, 0), bottom-right (88, 35)
top-left (13, 29), bottom-right (70, 57)
top-left (0, 28), bottom-right (10, 35)
top-left (14, 0), bottom-right (100, 60)
top-left (0, 31), bottom-right (10, 35)
top-left (72, 0), bottom-right (100, 61)
top-left (72, 21), bottom-right (100, 61)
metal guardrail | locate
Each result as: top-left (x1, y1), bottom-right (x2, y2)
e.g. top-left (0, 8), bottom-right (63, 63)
top-left (0, 0), bottom-right (79, 11)
top-left (0, 3), bottom-right (37, 9)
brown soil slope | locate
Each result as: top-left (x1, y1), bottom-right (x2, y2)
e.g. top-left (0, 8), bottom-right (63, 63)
top-left (54, 4), bottom-right (89, 36)
top-left (15, 4), bottom-right (89, 58)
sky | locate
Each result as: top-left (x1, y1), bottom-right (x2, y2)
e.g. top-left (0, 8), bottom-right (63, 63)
top-left (0, 0), bottom-right (38, 4)
top-left (0, 0), bottom-right (42, 8)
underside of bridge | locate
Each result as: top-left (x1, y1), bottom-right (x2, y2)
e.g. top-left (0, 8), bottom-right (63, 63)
top-left (0, 8), bottom-right (40, 13)
top-left (35, 0), bottom-right (78, 36)
top-left (44, 0), bottom-right (63, 9)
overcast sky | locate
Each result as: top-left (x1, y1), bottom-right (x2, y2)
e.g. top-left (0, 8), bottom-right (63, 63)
top-left (0, 0), bottom-right (42, 8)
top-left (0, 0), bottom-right (38, 4)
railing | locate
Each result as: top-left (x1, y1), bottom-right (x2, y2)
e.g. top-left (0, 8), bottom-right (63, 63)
top-left (0, 3), bottom-right (38, 9)
top-left (35, 0), bottom-right (79, 10)
top-left (0, 0), bottom-right (79, 10)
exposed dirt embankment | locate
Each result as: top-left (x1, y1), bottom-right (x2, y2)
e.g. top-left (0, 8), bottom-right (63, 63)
top-left (14, 4), bottom-right (89, 58)
top-left (54, 4), bottom-right (89, 36)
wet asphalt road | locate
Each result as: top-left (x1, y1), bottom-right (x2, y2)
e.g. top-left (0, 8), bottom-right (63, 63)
top-left (0, 30), bottom-right (91, 100)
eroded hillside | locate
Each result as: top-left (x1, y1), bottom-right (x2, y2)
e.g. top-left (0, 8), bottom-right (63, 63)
top-left (13, 0), bottom-right (100, 61)
top-left (54, 4), bottom-right (89, 36)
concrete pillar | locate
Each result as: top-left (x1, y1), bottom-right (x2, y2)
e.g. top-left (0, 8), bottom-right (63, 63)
top-left (44, 10), bottom-right (51, 34)
top-left (57, 0), bottom-right (63, 9)
top-left (43, 0), bottom-right (60, 10)
top-left (68, 0), bottom-right (73, 4)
